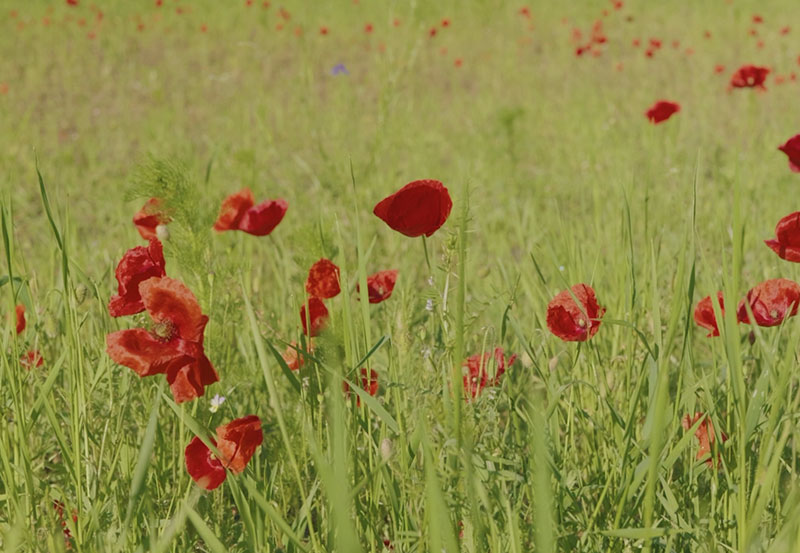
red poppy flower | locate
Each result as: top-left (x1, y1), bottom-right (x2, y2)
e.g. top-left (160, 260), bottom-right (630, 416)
top-left (441, 18), bottom-right (450, 28)
top-left (305, 259), bottom-right (341, 299)
top-left (778, 134), bottom-right (800, 173)
top-left (21, 350), bottom-right (43, 369)
top-left (780, 26), bottom-right (790, 35)
top-left (632, 38), bottom-right (640, 47)
top-left (364, 23), bottom-right (373, 33)
top-left (519, 6), bottom-right (531, 18)
top-left (729, 64), bottom-right (770, 90)
top-left (319, 26), bottom-right (328, 35)
top-left (133, 198), bottom-right (171, 241)
top-left (714, 64), bottom-right (725, 74)
top-left (765, 212), bottom-right (800, 261)
top-left (358, 269), bottom-right (398, 303)
top-left (106, 277), bottom-right (218, 403)
top-left (428, 27), bottom-right (437, 38)
top-left (213, 188), bottom-right (288, 236)
top-left (546, 284), bottom-right (605, 341)
top-left (681, 412), bottom-right (727, 467)
top-left (694, 292), bottom-right (725, 337)
top-left (343, 368), bottom-right (379, 406)
top-left (649, 38), bottom-right (662, 49)
top-left (66, 0), bottom-right (78, 5)
top-left (15, 304), bottom-right (25, 334)
top-left (645, 100), bottom-right (680, 124)
top-left (282, 340), bottom-right (313, 370)
top-left (108, 238), bottom-right (167, 317)
top-left (373, 179), bottom-right (452, 238)
top-left (736, 278), bottom-right (800, 326)
top-left (185, 415), bottom-right (263, 490)
top-left (300, 297), bottom-right (329, 337)
top-left (752, 14), bottom-right (763, 24)
top-left (462, 347), bottom-right (517, 399)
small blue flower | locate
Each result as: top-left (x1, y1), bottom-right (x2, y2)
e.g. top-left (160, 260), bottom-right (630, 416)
top-left (331, 63), bottom-right (349, 76)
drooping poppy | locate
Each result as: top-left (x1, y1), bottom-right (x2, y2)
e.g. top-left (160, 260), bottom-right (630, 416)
top-left (133, 198), bottom-right (171, 241)
top-left (645, 100), bottom-right (680, 124)
top-left (108, 238), bottom-right (167, 317)
top-left (358, 269), bottom-right (398, 303)
top-left (546, 284), bottom-right (605, 341)
top-left (343, 368), bottom-right (379, 406)
top-left (305, 259), bottom-right (341, 299)
top-left (373, 179), bottom-right (452, 238)
top-left (106, 277), bottom-right (218, 403)
top-left (694, 292), bottom-right (725, 337)
top-left (765, 211), bottom-right (800, 261)
top-left (21, 350), bottom-right (43, 369)
top-left (15, 304), bottom-right (25, 334)
top-left (729, 64), bottom-right (770, 90)
top-left (213, 188), bottom-right (288, 236)
top-left (736, 278), bottom-right (800, 327)
top-left (300, 297), bottom-right (329, 337)
top-left (462, 347), bottom-right (517, 399)
top-left (681, 412), bottom-right (727, 467)
top-left (778, 134), bottom-right (800, 173)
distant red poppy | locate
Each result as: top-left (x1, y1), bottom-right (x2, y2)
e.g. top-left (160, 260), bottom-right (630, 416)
top-left (343, 368), bottom-right (379, 406)
top-left (632, 38), bottom-right (640, 47)
top-left (519, 6), bottom-right (531, 18)
top-left (441, 18), bottom-right (450, 28)
top-left (133, 198), bottom-right (171, 241)
top-left (282, 340), bottom-right (312, 370)
top-left (694, 292), bottom-right (725, 337)
top-left (681, 412), bottom-right (727, 467)
top-left (185, 415), bottom-right (263, 490)
top-left (364, 23), bottom-right (373, 33)
top-left (775, 74), bottom-right (786, 84)
top-left (778, 134), bottom-right (800, 173)
top-left (106, 277), bottom-right (218, 403)
top-left (213, 188), bottom-right (288, 236)
top-left (645, 49), bottom-right (654, 58)
top-left (373, 179), bottom-right (452, 238)
top-left (108, 238), bottom-right (167, 317)
top-left (736, 278), bottom-right (800, 326)
top-left (305, 259), bottom-right (341, 299)
top-left (428, 27), bottom-right (437, 38)
top-left (748, 28), bottom-right (758, 37)
top-left (729, 64), bottom-right (770, 90)
top-left (300, 297), bottom-right (329, 337)
top-left (645, 100), bottom-right (680, 124)
top-left (66, 0), bottom-right (78, 5)
top-left (319, 26), bottom-right (328, 35)
top-left (704, 30), bottom-right (711, 39)
top-left (780, 26), bottom-right (790, 35)
top-left (463, 347), bottom-right (517, 399)
top-left (612, 0), bottom-right (623, 9)
top-left (765, 212), bottom-right (800, 261)
top-left (21, 350), bottom-right (43, 369)
top-left (15, 304), bottom-right (25, 334)
top-left (546, 284), bottom-right (605, 341)
top-left (649, 38), bottom-right (662, 49)
top-left (714, 64), bottom-right (725, 74)
top-left (393, 18), bottom-right (401, 27)
top-left (752, 14), bottom-right (763, 24)
top-left (359, 270), bottom-right (398, 303)
top-left (454, 58), bottom-right (463, 68)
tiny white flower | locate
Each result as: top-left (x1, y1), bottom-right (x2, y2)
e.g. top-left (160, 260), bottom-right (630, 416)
top-left (209, 394), bottom-right (226, 413)
top-left (559, 265), bottom-right (565, 272)
top-left (425, 299), bottom-right (434, 311)
top-left (427, 276), bottom-right (434, 286)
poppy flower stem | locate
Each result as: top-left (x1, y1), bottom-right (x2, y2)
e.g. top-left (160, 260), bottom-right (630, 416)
top-left (421, 235), bottom-right (433, 273)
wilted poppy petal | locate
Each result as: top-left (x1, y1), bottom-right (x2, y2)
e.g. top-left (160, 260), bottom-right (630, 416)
top-left (306, 259), bottom-right (341, 299)
top-left (140, 277), bottom-right (207, 343)
top-left (238, 199), bottom-right (288, 236)
top-left (216, 415), bottom-right (263, 473)
top-left (694, 292), bottom-right (725, 337)
top-left (15, 304), bottom-right (25, 334)
top-left (546, 284), bottom-right (605, 341)
top-left (645, 100), bottom-right (680, 124)
top-left (300, 297), bottom-right (329, 337)
top-left (108, 239), bottom-right (167, 317)
top-left (360, 270), bottom-right (398, 303)
top-left (765, 211), bottom-right (800, 261)
top-left (778, 135), bottom-right (800, 173)
top-left (166, 353), bottom-right (219, 404)
top-left (213, 188), bottom-right (255, 232)
top-left (185, 436), bottom-right (227, 490)
top-left (106, 328), bottom-right (192, 377)
top-left (133, 198), bottom-right (171, 240)
top-left (736, 278), bottom-right (800, 326)
top-left (373, 179), bottom-right (453, 237)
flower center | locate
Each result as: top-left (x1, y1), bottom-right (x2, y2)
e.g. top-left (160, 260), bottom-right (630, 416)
top-left (770, 309), bottom-right (779, 319)
top-left (577, 317), bottom-right (586, 328)
top-left (152, 320), bottom-right (177, 342)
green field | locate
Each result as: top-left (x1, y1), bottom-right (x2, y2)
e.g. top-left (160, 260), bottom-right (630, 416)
top-left (4, 0), bottom-right (800, 551)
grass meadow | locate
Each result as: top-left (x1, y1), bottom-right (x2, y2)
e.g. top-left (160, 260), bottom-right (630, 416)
top-left (3, 0), bottom-right (800, 551)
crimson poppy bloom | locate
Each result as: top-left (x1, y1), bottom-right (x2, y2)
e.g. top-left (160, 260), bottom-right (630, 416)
top-left (133, 198), bottom-right (171, 241)
top-left (300, 297), bottom-right (329, 336)
top-left (441, 18), bottom-right (450, 28)
top-left (213, 188), bottom-right (288, 236)
top-left (306, 259), bottom-right (341, 299)
top-left (778, 134), bottom-right (800, 173)
top-left (765, 212), bottom-right (800, 261)
top-left (546, 284), bottom-right (605, 341)
top-left (364, 23), bottom-right (373, 33)
top-left (463, 348), bottom-right (517, 399)
top-left (645, 100), bottom-right (680, 124)
top-left (343, 368), bottom-right (379, 406)
top-left (519, 7), bottom-right (531, 18)
top-left (15, 304), bottom-right (25, 334)
top-left (108, 238), bottom-right (167, 317)
top-left (373, 179), bottom-right (452, 238)
top-left (185, 415), bottom-right (263, 490)
top-left (21, 350), bottom-right (43, 369)
top-left (694, 292), bottom-right (725, 337)
top-left (752, 14), bottom-right (763, 24)
top-left (681, 412), bottom-right (727, 467)
top-left (428, 27), bottom-right (437, 38)
top-left (358, 269), bottom-right (398, 303)
top-left (66, 0), bottom-right (78, 5)
top-left (649, 38), bottom-right (662, 49)
top-left (106, 277), bottom-right (218, 403)
top-left (736, 278), bottom-right (800, 326)
top-left (729, 64), bottom-right (770, 90)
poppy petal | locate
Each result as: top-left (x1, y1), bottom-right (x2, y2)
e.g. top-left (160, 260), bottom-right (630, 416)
top-left (694, 292), bottom-right (725, 337)
top-left (133, 198), bottom-right (171, 240)
top-left (736, 278), bottom-right (800, 326)
top-left (15, 304), bottom-right (25, 334)
top-left (305, 259), bottom-right (341, 299)
top-left (300, 297), bottom-right (329, 337)
top-left (361, 270), bottom-right (398, 303)
top-left (139, 277), bottom-right (207, 343)
top-left (778, 136), bottom-right (800, 173)
top-left (106, 328), bottom-right (192, 377)
top-left (238, 199), bottom-right (288, 236)
top-left (215, 415), bottom-right (263, 473)
top-left (108, 239), bottom-right (167, 317)
top-left (166, 353), bottom-right (219, 403)
top-left (546, 284), bottom-right (605, 341)
top-left (185, 436), bottom-right (227, 490)
top-left (373, 180), bottom-right (452, 237)
top-left (213, 188), bottom-right (255, 232)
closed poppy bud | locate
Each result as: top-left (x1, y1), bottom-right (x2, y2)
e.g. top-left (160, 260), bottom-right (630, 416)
top-left (765, 212), bottom-right (800, 261)
top-left (108, 239), bottom-right (167, 317)
top-left (305, 259), bottom-right (341, 299)
top-left (373, 180), bottom-right (452, 238)
top-left (778, 134), bottom-right (800, 173)
top-left (15, 304), bottom-right (25, 334)
top-left (358, 270), bottom-right (398, 303)
top-left (694, 292), bottom-right (725, 337)
top-left (681, 412), bottom-right (727, 467)
top-left (213, 188), bottom-right (288, 236)
top-left (645, 100), bottom-right (680, 124)
top-left (546, 284), bottom-right (605, 341)
top-left (133, 198), bottom-right (171, 241)
top-left (737, 278), bottom-right (800, 326)
top-left (300, 297), bottom-right (329, 337)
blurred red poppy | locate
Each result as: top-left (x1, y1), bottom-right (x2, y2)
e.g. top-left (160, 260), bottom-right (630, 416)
top-left (546, 284), bottom-right (605, 341)
top-left (441, 18), bottom-right (450, 27)
top-left (778, 134), bottom-right (800, 173)
top-left (133, 198), bottom-right (171, 240)
top-left (106, 277), bottom-right (218, 403)
top-left (463, 347), bottom-right (517, 399)
top-left (765, 212), bottom-right (800, 261)
top-left (729, 64), bottom-right (770, 90)
top-left (694, 292), bottom-right (725, 337)
top-left (306, 259), bottom-right (341, 299)
top-left (752, 14), bottom-right (763, 23)
top-left (682, 412), bottom-right (727, 467)
top-left (66, 0), bottom-right (78, 5)
top-left (780, 26), bottom-right (790, 35)
top-left (736, 278), bottom-right (800, 326)
top-left (343, 368), bottom-right (379, 406)
top-left (714, 64), bottom-right (725, 74)
top-left (359, 270), bottom-right (398, 303)
top-left (364, 23), bottom-right (373, 33)
top-left (373, 179), bottom-right (452, 238)
top-left (15, 304), bottom-right (25, 334)
top-left (645, 100), bottom-right (680, 124)
top-left (21, 350), bottom-right (43, 369)
top-left (282, 340), bottom-right (312, 370)
top-left (213, 188), bottom-right (288, 236)
top-left (185, 415), bottom-right (263, 490)
top-left (300, 297), bottom-right (329, 336)
top-left (108, 238), bottom-right (167, 317)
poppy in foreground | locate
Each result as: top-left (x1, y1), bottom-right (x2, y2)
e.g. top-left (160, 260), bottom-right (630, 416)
top-left (373, 179), bottom-right (452, 237)
top-left (463, 347), bottom-right (517, 399)
top-left (306, 259), bottom-right (341, 299)
top-left (694, 292), bottom-right (725, 337)
top-left (15, 304), bottom-right (25, 334)
top-left (21, 350), bottom-right (44, 369)
top-left (645, 100), bottom-right (680, 124)
top-left (106, 277), bottom-right (218, 403)
top-left (681, 412), bottom-right (727, 468)
top-left (729, 64), bottom-right (770, 90)
top-left (213, 188), bottom-right (288, 236)
top-left (185, 415), bottom-right (263, 490)
top-left (546, 284), bottom-right (605, 341)
top-left (343, 368), bottom-right (379, 406)
top-left (736, 278), bottom-right (800, 327)
top-left (778, 134), bottom-right (800, 173)
top-left (765, 212), bottom-right (800, 261)
top-left (133, 198), bottom-right (172, 241)
top-left (300, 297), bottom-right (329, 337)
top-left (359, 269), bottom-right (398, 303)
top-left (108, 238), bottom-right (167, 317)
